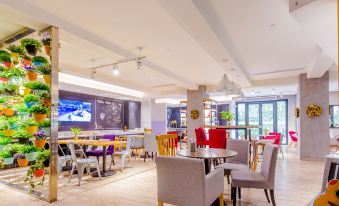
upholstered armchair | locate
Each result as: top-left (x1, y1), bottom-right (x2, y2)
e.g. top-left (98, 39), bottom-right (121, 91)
top-left (155, 156), bottom-right (224, 206)
top-left (144, 134), bottom-right (157, 161)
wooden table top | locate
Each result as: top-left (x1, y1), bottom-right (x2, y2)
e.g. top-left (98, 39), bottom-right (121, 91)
top-left (206, 125), bottom-right (260, 129)
top-left (177, 148), bottom-right (237, 159)
top-left (58, 139), bottom-right (126, 147)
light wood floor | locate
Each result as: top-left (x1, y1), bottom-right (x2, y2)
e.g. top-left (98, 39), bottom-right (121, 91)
top-left (0, 148), bottom-right (324, 206)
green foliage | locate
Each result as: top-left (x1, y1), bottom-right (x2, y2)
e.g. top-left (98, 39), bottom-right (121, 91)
top-left (21, 54), bottom-right (31, 61)
top-left (220, 111), bottom-right (234, 121)
top-left (39, 92), bottom-right (50, 99)
top-left (31, 56), bottom-right (48, 64)
top-left (20, 38), bottom-right (42, 49)
top-left (35, 63), bottom-right (51, 75)
top-left (38, 119), bottom-right (50, 127)
top-left (14, 103), bottom-right (28, 112)
top-left (41, 38), bottom-right (51, 46)
top-left (0, 120), bottom-right (10, 130)
top-left (29, 104), bottom-right (48, 114)
top-left (7, 44), bottom-right (25, 55)
top-left (0, 137), bottom-right (12, 145)
top-left (19, 144), bottom-right (37, 154)
top-left (0, 150), bottom-right (12, 158)
top-left (3, 143), bottom-right (23, 155)
top-left (7, 67), bottom-right (25, 77)
top-left (24, 81), bottom-right (49, 91)
top-left (22, 118), bottom-right (38, 127)
top-left (0, 66), bottom-right (6, 72)
top-left (0, 96), bottom-right (7, 103)
top-left (25, 149), bottom-right (49, 193)
top-left (14, 129), bottom-right (33, 139)
top-left (0, 50), bottom-right (10, 56)
top-left (0, 52), bottom-right (11, 63)
top-left (0, 82), bottom-right (18, 94)
top-left (70, 127), bottom-right (82, 136)
top-left (8, 116), bottom-right (19, 125)
top-left (24, 94), bottom-right (39, 102)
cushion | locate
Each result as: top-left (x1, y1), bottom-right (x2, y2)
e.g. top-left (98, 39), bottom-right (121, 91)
top-left (231, 170), bottom-right (271, 189)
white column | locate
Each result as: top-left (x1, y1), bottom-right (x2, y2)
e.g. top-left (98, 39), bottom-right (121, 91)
top-left (150, 99), bottom-right (167, 134)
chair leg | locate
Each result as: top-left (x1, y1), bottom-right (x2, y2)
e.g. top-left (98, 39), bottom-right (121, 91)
top-left (232, 187), bottom-right (237, 206)
top-left (144, 151), bottom-right (147, 162)
top-left (226, 174), bottom-right (230, 184)
top-left (96, 163), bottom-right (101, 180)
top-left (121, 156), bottom-right (125, 171)
top-left (280, 147), bottom-right (284, 160)
top-left (158, 201), bottom-right (163, 206)
top-left (69, 164), bottom-right (75, 183)
top-left (264, 189), bottom-right (270, 203)
top-left (219, 192), bottom-right (224, 206)
top-left (238, 187), bottom-right (241, 199)
top-left (270, 190), bottom-right (276, 206)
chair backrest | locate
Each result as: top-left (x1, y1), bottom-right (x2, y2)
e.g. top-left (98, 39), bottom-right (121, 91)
top-left (195, 128), bottom-right (202, 143)
top-left (144, 134), bottom-right (158, 153)
top-left (156, 134), bottom-right (177, 156)
top-left (209, 129), bottom-right (227, 149)
top-left (198, 128), bottom-right (207, 141)
top-left (67, 143), bottom-right (78, 161)
top-left (226, 139), bottom-right (249, 165)
top-left (267, 132), bottom-right (281, 145)
top-left (288, 131), bottom-right (298, 142)
top-left (260, 144), bottom-right (279, 189)
top-left (126, 137), bottom-right (135, 152)
top-left (167, 131), bottom-right (179, 146)
top-left (155, 156), bottom-right (205, 206)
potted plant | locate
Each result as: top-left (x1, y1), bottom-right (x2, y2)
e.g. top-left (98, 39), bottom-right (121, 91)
top-left (24, 94), bottom-right (39, 109)
top-left (31, 56), bottom-right (48, 67)
top-left (19, 86), bottom-right (31, 96)
top-left (19, 144), bottom-right (38, 161)
top-left (20, 38), bottom-right (42, 56)
top-left (6, 67), bottom-right (26, 82)
top-left (14, 153), bottom-right (28, 167)
top-left (0, 70), bottom-right (10, 82)
top-left (7, 44), bottom-right (25, 63)
top-left (15, 103), bottom-right (29, 119)
top-left (25, 149), bottom-right (49, 193)
top-left (70, 127), bottom-right (82, 141)
top-left (20, 55), bottom-right (31, 67)
top-left (23, 118), bottom-right (39, 135)
top-left (8, 116), bottom-right (19, 130)
top-left (14, 129), bottom-right (33, 144)
top-left (0, 51), bottom-right (12, 68)
top-left (29, 104), bottom-right (48, 122)
top-left (24, 65), bottom-right (38, 81)
top-left (41, 33), bottom-right (51, 56)
top-left (34, 131), bottom-right (47, 149)
top-left (0, 82), bottom-right (18, 95)
top-left (0, 120), bottom-right (13, 137)
top-left (0, 150), bottom-right (14, 165)
top-left (39, 92), bottom-right (51, 107)
top-left (35, 63), bottom-right (51, 85)
top-left (0, 137), bottom-right (12, 150)
top-left (39, 119), bottom-right (50, 136)
top-left (24, 81), bottom-right (49, 96)
top-left (2, 103), bottom-right (15, 117)
top-left (220, 111), bottom-right (234, 126)
top-left (0, 96), bottom-right (7, 109)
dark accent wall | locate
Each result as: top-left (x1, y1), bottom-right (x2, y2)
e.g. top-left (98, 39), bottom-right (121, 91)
top-left (167, 107), bottom-right (181, 128)
top-left (59, 90), bottom-right (141, 131)
top-left (217, 104), bottom-right (230, 126)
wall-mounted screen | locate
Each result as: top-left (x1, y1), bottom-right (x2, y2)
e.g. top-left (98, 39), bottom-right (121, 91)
top-left (58, 99), bottom-right (92, 122)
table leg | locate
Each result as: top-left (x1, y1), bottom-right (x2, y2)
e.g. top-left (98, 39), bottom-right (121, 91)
top-left (248, 129), bottom-right (252, 166)
top-left (252, 143), bottom-right (259, 172)
top-left (92, 146), bottom-right (116, 177)
top-left (245, 128), bottom-right (248, 140)
top-left (204, 159), bottom-right (211, 174)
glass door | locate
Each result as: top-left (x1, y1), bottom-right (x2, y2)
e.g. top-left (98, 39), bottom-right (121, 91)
top-left (261, 103), bottom-right (274, 135)
top-left (248, 103), bottom-right (260, 139)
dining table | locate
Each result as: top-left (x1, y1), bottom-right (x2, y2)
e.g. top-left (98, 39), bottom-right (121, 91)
top-left (58, 139), bottom-right (126, 177)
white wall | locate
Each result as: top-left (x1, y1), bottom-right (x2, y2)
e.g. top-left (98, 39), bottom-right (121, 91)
top-left (141, 100), bottom-right (151, 128)
top-left (150, 99), bottom-right (167, 134)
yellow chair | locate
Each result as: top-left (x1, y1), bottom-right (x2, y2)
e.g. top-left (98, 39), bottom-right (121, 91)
top-left (156, 134), bottom-right (177, 156)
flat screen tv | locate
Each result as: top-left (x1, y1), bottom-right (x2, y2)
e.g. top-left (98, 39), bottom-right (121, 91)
top-left (58, 99), bottom-right (92, 122)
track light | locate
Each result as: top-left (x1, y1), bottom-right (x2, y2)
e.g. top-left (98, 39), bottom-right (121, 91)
top-left (137, 60), bottom-right (143, 70)
top-left (113, 65), bottom-right (119, 76)
top-left (90, 68), bottom-right (96, 79)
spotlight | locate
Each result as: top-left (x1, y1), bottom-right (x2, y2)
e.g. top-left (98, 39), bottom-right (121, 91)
top-left (113, 65), bottom-right (119, 76)
top-left (90, 68), bottom-right (96, 79)
top-left (137, 60), bottom-right (143, 70)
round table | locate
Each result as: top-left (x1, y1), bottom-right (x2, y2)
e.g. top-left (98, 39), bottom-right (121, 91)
top-left (177, 148), bottom-right (238, 174)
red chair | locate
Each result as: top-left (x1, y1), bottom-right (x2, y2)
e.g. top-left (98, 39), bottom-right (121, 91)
top-left (288, 131), bottom-right (298, 148)
top-left (195, 128), bottom-right (209, 148)
top-left (208, 129), bottom-right (227, 149)
top-left (167, 131), bottom-right (179, 147)
top-left (266, 132), bottom-right (284, 159)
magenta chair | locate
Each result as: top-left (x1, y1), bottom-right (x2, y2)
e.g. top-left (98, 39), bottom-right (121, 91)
top-left (288, 131), bottom-right (298, 148)
top-left (267, 132), bottom-right (284, 159)
top-left (209, 129), bottom-right (227, 149)
top-left (195, 128), bottom-right (209, 148)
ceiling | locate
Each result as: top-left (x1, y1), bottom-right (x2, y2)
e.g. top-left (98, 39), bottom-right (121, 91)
top-left (0, 0), bottom-right (337, 100)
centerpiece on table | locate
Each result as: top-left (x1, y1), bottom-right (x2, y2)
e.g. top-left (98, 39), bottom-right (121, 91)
top-left (220, 111), bottom-right (234, 126)
top-left (70, 127), bottom-right (82, 141)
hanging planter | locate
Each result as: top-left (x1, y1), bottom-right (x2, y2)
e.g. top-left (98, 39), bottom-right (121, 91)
top-left (26, 152), bottom-right (37, 161)
top-left (20, 38), bottom-right (42, 56)
top-left (34, 139), bottom-right (47, 149)
top-left (0, 77), bottom-right (9, 82)
top-left (19, 86), bottom-right (31, 96)
top-left (3, 129), bottom-right (14, 137)
top-left (24, 94), bottom-right (39, 109)
top-left (2, 157), bottom-right (14, 165)
top-left (17, 158), bottom-right (28, 167)
top-left (34, 168), bottom-right (45, 177)
top-left (31, 56), bottom-right (48, 68)
top-left (29, 104), bottom-right (48, 123)
top-left (44, 45), bottom-right (51, 56)
top-left (3, 108), bottom-right (15, 117)
top-left (20, 55), bottom-right (31, 67)
top-left (25, 125), bottom-right (38, 135)
top-left (42, 36), bottom-right (51, 56)
top-left (17, 112), bottom-right (29, 120)
top-left (26, 71), bottom-right (38, 81)
top-left (33, 114), bottom-right (47, 122)
top-left (43, 75), bottom-right (51, 85)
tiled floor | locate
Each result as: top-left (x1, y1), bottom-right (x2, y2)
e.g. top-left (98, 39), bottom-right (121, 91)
top-left (0, 148), bottom-right (324, 206)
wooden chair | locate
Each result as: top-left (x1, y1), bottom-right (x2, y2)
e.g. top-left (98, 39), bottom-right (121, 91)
top-left (156, 134), bottom-right (177, 156)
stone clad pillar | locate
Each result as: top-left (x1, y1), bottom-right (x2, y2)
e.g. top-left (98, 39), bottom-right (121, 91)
top-left (187, 85), bottom-right (208, 142)
top-left (298, 72), bottom-right (329, 160)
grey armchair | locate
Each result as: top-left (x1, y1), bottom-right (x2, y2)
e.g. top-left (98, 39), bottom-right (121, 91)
top-left (155, 156), bottom-right (224, 206)
top-left (217, 139), bottom-right (250, 184)
top-left (231, 144), bottom-right (279, 206)
top-left (144, 134), bottom-right (157, 162)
